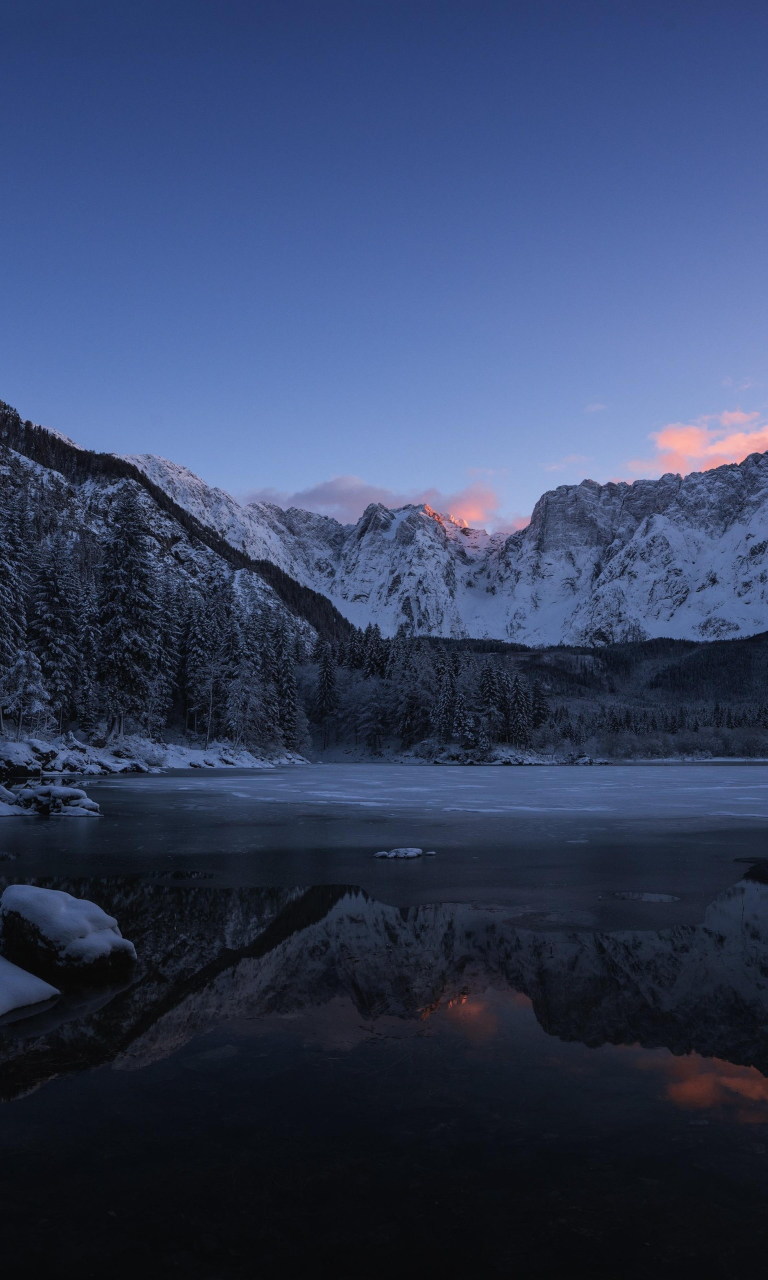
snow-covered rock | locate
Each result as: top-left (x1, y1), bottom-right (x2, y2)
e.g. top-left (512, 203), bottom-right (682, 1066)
top-left (0, 955), bottom-right (59, 1019)
top-left (128, 449), bottom-right (768, 643)
top-left (1, 886), bottom-right (137, 975)
top-left (12, 784), bottom-right (101, 816)
top-left (373, 847), bottom-right (435, 859)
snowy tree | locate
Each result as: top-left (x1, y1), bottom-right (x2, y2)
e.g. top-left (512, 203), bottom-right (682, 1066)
top-left (530, 679), bottom-right (550, 730)
top-left (98, 487), bottom-right (158, 735)
top-left (0, 486), bottom-right (26, 708)
top-left (0, 649), bottom-right (49, 739)
top-left (508, 675), bottom-right (532, 748)
top-left (432, 666), bottom-right (455, 743)
top-left (315, 643), bottom-right (339, 748)
top-left (274, 619), bottom-right (299, 750)
top-left (74, 580), bottom-right (101, 732)
top-left (358, 683), bottom-right (385, 755)
top-left (452, 692), bottom-right (474, 748)
top-left (478, 662), bottom-right (500, 732)
top-left (29, 549), bottom-right (80, 730)
top-left (146, 575), bottom-right (184, 738)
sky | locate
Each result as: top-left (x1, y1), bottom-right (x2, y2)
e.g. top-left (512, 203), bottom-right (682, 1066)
top-left (1, 0), bottom-right (767, 530)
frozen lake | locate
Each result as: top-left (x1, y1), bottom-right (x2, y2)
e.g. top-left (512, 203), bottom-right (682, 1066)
top-left (1, 763), bottom-right (767, 1274)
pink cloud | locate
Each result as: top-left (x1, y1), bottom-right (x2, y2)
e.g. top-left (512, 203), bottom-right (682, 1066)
top-left (241, 474), bottom-right (528, 533)
top-left (628, 408), bottom-right (768, 477)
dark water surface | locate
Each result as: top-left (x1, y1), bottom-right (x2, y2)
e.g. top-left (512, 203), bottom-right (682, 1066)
top-left (1, 764), bottom-right (768, 1277)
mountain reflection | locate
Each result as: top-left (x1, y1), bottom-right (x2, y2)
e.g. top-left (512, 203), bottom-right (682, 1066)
top-left (1, 871), bottom-right (768, 1102)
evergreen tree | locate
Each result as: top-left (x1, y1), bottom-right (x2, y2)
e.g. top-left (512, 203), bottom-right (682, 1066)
top-left (452, 692), bottom-right (472, 747)
top-left (274, 619), bottom-right (299, 750)
top-left (0, 649), bottom-right (49, 740)
top-left (28, 548), bottom-right (80, 730)
top-left (432, 667), bottom-right (455, 743)
top-left (98, 487), bottom-right (158, 735)
top-left (146, 575), bottom-right (184, 737)
top-left (508, 675), bottom-right (532, 748)
top-left (396, 685), bottom-right (421, 748)
top-left (315, 643), bottom-right (339, 748)
top-left (530, 679), bottom-right (550, 730)
top-left (74, 579), bottom-right (101, 733)
top-left (358, 684), bottom-right (385, 755)
top-left (0, 485), bottom-right (26, 720)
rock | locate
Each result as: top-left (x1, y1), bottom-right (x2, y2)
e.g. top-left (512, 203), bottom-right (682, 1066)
top-left (12, 785), bottom-right (101, 816)
top-left (1, 886), bottom-right (136, 979)
top-left (374, 847), bottom-right (424, 859)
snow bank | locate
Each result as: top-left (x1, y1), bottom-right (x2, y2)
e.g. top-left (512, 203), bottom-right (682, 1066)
top-left (1, 886), bottom-right (137, 974)
top-left (0, 954), bottom-right (59, 1018)
top-left (0, 732), bottom-right (309, 777)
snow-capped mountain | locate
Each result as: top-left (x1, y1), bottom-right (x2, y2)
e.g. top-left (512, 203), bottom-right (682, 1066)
top-left (4, 401), bottom-right (768, 644)
top-left (126, 449), bottom-right (768, 643)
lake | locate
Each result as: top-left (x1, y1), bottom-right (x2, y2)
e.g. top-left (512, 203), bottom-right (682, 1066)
top-left (1, 763), bottom-right (767, 1276)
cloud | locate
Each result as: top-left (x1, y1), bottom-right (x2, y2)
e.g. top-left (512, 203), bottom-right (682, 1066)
top-left (543, 453), bottom-right (590, 473)
top-left (628, 408), bottom-right (768, 477)
top-left (241, 474), bottom-right (529, 533)
top-left (585, 402), bottom-right (607, 413)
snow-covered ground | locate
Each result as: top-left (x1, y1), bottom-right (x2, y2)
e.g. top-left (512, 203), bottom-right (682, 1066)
top-left (0, 733), bottom-right (309, 777)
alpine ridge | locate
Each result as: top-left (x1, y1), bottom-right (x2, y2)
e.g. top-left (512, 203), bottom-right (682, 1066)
top-left (128, 449), bottom-right (768, 644)
top-left (4, 402), bottom-right (768, 644)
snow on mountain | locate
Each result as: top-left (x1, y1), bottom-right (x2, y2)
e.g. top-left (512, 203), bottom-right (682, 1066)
top-left (3, 444), bottom-right (311, 638)
top-left (125, 450), bottom-right (768, 643)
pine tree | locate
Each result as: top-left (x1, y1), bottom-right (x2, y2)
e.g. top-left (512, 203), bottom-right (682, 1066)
top-left (432, 668), bottom-right (455, 743)
top-left (315, 643), bottom-right (339, 748)
top-left (0, 649), bottom-right (50, 740)
top-left (74, 579), bottom-right (101, 733)
top-left (508, 675), bottom-right (532, 748)
top-left (530, 679), bottom-right (550, 730)
top-left (146, 575), bottom-right (184, 738)
top-left (98, 487), bottom-right (158, 735)
top-left (358, 684), bottom-right (385, 755)
top-left (452, 692), bottom-right (472, 747)
top-left (28, 548), bottom-right (80, 730)
top-left (0, 485), bottom-right (27, 724)
top-left (274, 619), bottom-right (299, 750)
top-left (396, 685), bottom-right (421, 748)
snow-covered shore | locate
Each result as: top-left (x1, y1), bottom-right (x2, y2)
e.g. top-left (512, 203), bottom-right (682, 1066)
top-left (0, 733), bottom-right (309, 778)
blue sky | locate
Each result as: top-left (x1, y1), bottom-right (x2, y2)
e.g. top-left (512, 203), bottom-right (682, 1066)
top-left (1, 0), bottom-right (767, 528)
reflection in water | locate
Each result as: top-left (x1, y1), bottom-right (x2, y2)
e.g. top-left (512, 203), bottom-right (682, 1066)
top-left (2, 869), bottom-right (768, 1275)
top-left (639, 1052), bottom-right (768, 1123)
top-left (2, 870), bottom-right (768, 1101)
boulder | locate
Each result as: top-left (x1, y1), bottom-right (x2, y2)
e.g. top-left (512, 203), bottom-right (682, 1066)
top-left (1, 886), bottom-right (136, 979)
top-left (12, 785), bottom-right (101, 816)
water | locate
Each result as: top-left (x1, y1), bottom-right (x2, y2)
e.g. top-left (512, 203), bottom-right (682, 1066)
top-left (1, 764), bottom-right (767, 1276)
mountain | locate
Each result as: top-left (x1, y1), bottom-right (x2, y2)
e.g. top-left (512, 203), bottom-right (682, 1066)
top-left (4, 401), bottom-right (768, 643)
top-left (128, 451), bottom-right (768, 644)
